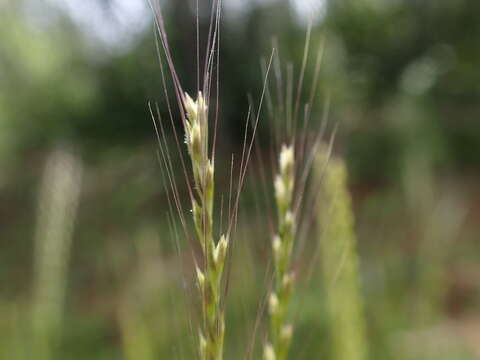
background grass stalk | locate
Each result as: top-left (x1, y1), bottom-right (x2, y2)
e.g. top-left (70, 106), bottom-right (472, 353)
top-left (264, 144), bottom-right (295, 360)
top-left (31, 147), bottom-right (82, 360)
top-left (184, 92), bottom-right (228, 360)
top-left (316, 151), bottom-right (367, 360)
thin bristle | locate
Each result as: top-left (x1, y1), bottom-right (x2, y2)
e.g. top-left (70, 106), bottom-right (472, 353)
top-left (292, 23), bottom-right (312, 135)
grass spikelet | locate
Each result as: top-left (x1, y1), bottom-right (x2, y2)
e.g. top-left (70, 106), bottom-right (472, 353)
top-left (316, 150), bottom-right (367, 360)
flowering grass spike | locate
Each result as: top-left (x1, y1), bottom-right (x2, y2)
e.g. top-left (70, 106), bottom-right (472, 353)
top-left (265, 143), bottom-right (296, 360)
top-left (184, 92), bottom-right (228, 360)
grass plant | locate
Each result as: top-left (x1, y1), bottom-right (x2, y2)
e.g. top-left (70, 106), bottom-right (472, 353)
top-left (149, 1), bottom-right (272, 359)
top-left (31, 147), bottom-right (82, 360)
top-left (316, 150), bottom-right (367, 360)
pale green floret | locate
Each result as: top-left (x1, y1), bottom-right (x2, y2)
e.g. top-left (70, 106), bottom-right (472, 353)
top-left (184, 92), bottom-right (199, 122)
top-left (272, 235), bottom-right (282, 262)
top-left (264, 344), bottom-right (276, 360)
top-left (280, 324), bottom-right (293, 348)
top-left (269, 293), bottom-right (280, 315)
top-left (281, 274), bottom-right (293, 296)
top-left (284, 211), bottom-right (294, 232)
top-left (213, 235), bottom-right (229, 269)
top-left (274, 175), bottom-right (287, 210)
top-left (189, 122), bottom-right (202, 161)
top-left (279, 144), bottom-right (294, 178)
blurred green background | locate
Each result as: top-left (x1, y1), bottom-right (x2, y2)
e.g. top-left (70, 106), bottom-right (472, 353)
top-left (1, 0), bottom-right (479, 359)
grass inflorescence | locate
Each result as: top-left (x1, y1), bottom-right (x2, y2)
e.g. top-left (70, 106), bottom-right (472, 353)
top-left (184, 91), bottom-right (229, 359)
top-left (264, 144), bottom-right (296, 360)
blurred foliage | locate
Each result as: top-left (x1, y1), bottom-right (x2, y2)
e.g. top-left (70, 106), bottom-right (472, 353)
top-left (1, 0), bottom-right (480, 359)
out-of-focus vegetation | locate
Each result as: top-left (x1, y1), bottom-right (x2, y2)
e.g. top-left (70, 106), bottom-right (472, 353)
top-left (1, 0), bottom-right (479, 359)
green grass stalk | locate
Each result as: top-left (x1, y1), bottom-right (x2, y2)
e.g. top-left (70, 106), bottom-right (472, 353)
top-left (31, 147), bottom-right (82, 360)
top-left (316, 152), bottom-right (368, 360)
